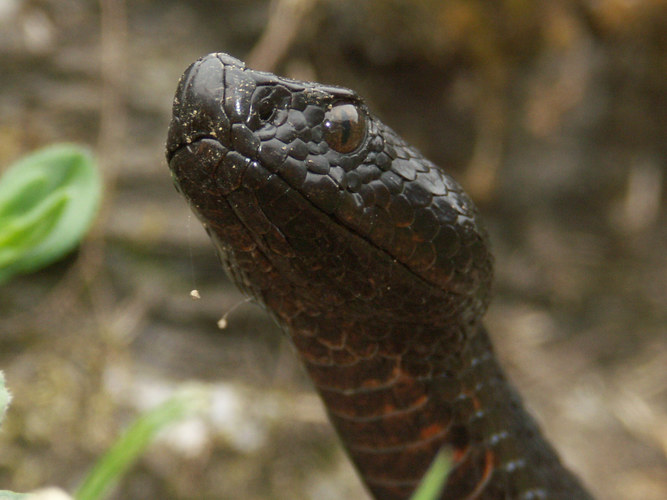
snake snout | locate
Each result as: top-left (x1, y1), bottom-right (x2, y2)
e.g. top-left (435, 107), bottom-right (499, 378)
top-left (167, 53), bottom-right (249, 160)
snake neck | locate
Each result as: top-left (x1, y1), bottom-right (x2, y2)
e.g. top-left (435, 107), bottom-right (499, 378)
top-left (283, 315), bottom-right (591, 500)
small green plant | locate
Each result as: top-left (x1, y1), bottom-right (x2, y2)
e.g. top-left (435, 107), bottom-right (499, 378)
top-left (0, 371), bottom-right (208, 500)
top-left (74, 387), bottom-right (209, 500)
top-left (410, 448), bottom-right (452, 500)
top-left (0, 145), bottom-right (101, 284)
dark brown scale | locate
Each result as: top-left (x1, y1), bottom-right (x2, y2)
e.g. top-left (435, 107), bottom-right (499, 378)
top-left (167, 53), bottom-right (593, 500)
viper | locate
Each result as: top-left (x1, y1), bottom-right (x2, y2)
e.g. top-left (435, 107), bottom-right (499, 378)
top-left (166, 53), bottom-right (593, 500)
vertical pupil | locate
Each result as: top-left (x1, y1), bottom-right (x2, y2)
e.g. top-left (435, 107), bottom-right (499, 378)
top-left (340, 115), bottom-right (352, 144)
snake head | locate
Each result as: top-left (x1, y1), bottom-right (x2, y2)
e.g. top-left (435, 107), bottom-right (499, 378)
top-left (167, 53), bottom-right (493, 328)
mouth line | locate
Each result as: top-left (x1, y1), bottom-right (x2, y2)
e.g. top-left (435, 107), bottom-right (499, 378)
top-left (170, 134), bottom-right (459, 305)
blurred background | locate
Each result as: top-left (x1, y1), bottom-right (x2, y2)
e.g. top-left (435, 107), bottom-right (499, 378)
top-left (0, 0), bottom-right (665, 498)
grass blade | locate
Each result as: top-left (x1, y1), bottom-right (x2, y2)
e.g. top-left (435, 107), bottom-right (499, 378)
top-left (74, 387), bottom-right (208, 500)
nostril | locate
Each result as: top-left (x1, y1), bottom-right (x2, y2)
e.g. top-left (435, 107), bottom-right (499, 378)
top-left (249, 85), bottom-right (292, 128)
top-left (257, 100), bottom-right (275, 122)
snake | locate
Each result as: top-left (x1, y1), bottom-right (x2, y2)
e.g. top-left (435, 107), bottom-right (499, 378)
top-left (166, 53), bottom-right (593, 500)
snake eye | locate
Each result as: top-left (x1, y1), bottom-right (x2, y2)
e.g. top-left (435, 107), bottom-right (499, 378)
top-left (323, 103), bottom-right (366, 153)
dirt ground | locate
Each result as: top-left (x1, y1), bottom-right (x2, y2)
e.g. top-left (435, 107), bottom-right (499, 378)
top-left (1, 1), bottom-right (665, 499)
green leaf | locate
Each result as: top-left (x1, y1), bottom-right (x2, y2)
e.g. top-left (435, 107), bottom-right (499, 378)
top-left (410, 448), bottom-right (452, 500)
top-left (74, 386), bottom-right (209, 500)
top-left (0, 145), bottom-right (101, 284)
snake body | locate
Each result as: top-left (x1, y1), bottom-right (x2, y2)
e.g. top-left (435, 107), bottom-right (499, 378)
top-left (166, 53), bottom-right (592, 500)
